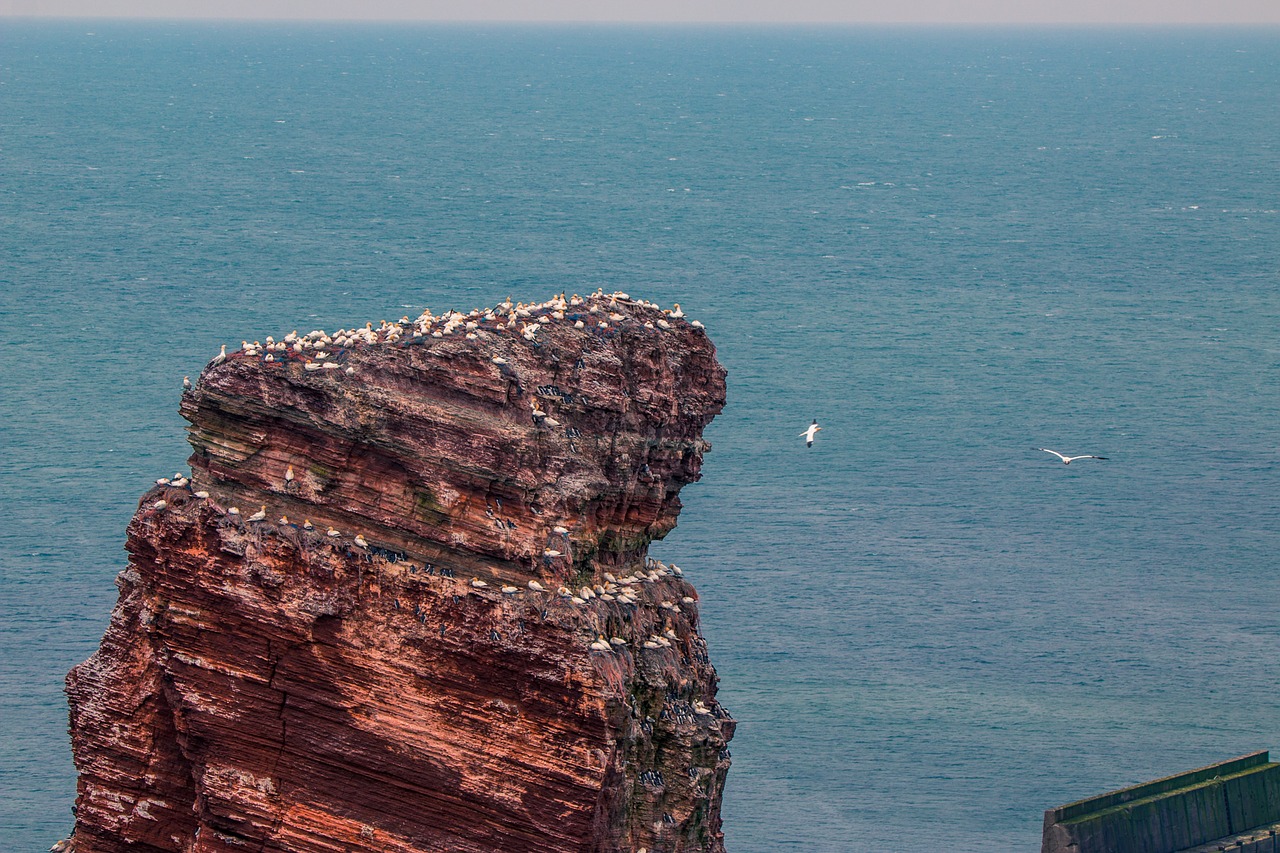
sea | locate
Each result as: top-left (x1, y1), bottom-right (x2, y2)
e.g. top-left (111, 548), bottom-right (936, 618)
top-left (1, 20), bottom-right (1278, 852)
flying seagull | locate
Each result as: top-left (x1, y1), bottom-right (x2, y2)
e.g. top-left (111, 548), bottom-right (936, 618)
top-left (1037, 448), bottom-right (1108, 465)
top-left (800, 420), bottom-right (822, 448)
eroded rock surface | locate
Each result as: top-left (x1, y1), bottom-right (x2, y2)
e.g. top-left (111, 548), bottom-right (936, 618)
top-left (66, 292), bottom-right (732, 853)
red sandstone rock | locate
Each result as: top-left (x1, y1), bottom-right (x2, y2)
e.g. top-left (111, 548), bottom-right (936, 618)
top-left (66, 292), bottom-right (733, 853)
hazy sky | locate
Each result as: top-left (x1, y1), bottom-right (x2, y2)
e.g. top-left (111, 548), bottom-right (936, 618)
top-left (3, 0), bottom-right (1279, 24)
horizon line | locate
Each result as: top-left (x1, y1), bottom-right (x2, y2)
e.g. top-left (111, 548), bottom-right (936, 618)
top-left (6, 14), bottom-right (1280, 26)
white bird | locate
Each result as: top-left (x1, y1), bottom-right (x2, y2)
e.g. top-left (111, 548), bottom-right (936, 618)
top-left (247, 505), bottom-right (267, 522)
top-left (210, 344), bottom-right (227, 366)
top-left (326, 526), bottom-right (341, 537)
top-left (154, 500), bottom-right (167, 510)
top-left (528, 579), bottom-right (546, 592)
top-left (183, 375), bottom-right (192, 390)
top-left (470, 578), bottom-right (488, 589)
top-left (353, 534), bottom-right (369, 548)
top-left (1037, 448), bottom-right (1109, 465)
top-left (800, 419), bottom-right (822, 448)
top-left (501, 585), bottom-right (519, 595)
top-left (285, 465), bottom-right (295, 483)
top-left (194, 490), bottom-right (210, 499)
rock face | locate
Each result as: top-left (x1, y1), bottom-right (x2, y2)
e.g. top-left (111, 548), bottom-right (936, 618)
top-left (66, 292), bottom-right (733, 853)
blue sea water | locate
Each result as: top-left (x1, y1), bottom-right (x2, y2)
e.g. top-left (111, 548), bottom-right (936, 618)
top-left (2, 20), bottom-right (1279, 851)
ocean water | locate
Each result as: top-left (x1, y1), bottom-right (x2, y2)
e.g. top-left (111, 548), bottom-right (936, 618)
top-left (2, 21), bottom-right (1279, 851)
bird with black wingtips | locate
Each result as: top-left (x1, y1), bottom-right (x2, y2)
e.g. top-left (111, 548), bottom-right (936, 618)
top-left (1036, 448), bottom-right (1108, 465)
top-left (800, 419), bottom-right (822, 448)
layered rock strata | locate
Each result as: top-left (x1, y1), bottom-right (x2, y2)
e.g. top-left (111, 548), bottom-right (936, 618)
top-left (66, 292), bottom-right (733, 853)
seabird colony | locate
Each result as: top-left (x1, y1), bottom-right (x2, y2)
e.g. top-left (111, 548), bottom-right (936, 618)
top-left (146, 468), bottom-right (704, 665)
top-left (147, 290), bottom-right (712, 664)
top-left (197, 289), bottom-right (704, 380)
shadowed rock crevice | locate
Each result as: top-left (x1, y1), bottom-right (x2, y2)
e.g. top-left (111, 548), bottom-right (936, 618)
top-left (67, 291), bottom-right (733, 853)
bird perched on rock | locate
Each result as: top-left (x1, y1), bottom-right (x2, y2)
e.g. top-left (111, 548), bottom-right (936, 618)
top-left (285, 465), bottom-right (295, 484)
top-left (354, 534), bottom-right (369, 548)
top-left (182, 376), bottom-right (192, 390)
top-left (247, 505), bottom-right (267, 522)
top-left (210, 344), bottom-right (227, 366)
top-left (800, 419), bottom-right (822, 448)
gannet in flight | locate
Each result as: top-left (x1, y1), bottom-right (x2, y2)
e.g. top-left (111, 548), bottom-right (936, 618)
top-left (1037, 448), bottom-right (1108, 465)
top-left (800, 420), bottom-right (822, 448)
